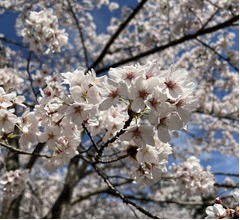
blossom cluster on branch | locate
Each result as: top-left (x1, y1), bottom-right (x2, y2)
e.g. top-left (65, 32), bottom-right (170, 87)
top-left (21, 9), bottom-right (68, 54)
top-left (205, 191), bottom-right (239, 219)
top-left (0, 59), bottom-right (202, 196)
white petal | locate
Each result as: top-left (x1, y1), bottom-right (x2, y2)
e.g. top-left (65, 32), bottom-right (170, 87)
top-left (131, 98), bottom-right (145, 112)
top-left (168, 113), bottom-right (183, 130)
top-left (157, 127), bottom-right (171, 143)
top-left (99, 97), bottom-right (113, 111)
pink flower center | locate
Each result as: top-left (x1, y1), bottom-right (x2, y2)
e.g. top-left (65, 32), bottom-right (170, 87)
top-left (110, 89), bottom-right (118, 98)
top-left (164, 80), bottom-right (177, 90)
top-left (125, 72), bottom-right (134, 81)
top-left (146, 72), bottom-right (154, 79)
top-left (138, 90), bottom-right (148, 99)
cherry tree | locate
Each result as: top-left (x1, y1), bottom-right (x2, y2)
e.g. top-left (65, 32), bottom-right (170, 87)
top-left (0, 0), bottom-right (238, 218)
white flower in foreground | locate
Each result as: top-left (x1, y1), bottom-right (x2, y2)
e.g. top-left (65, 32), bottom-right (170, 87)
top-left (71, 83), bottom-right (100, 104)
top-left (38, 125), bottom-right (61, 149)
top-left (205, 204), bottom-right (227, 219)
top-left (172, 89), bottom-right (198, 123)
top-left (0, 109), bottom-right (18, 133)
top-left (45, 145), bottom-right (78, 172)
top-left (128, 77), bottom-right (152, 112)
top-left (120, 125), bottom-right (155, 148)
top-left (136, 145), bottom-right (159, 164)
top-left (0, 87), bottom-right (15, 108)
top-left (65, 102), bottom-right (95, 126)
top-left (99, 78), bottom-right (128, 111)
top-left (149, 108), bottom-right (183, 143)
top-left (146, 87), bottom-right (168, 112)
top-left (108, 65), bottom-right (142, 85)
top-left (160, 68), bottom-right (193, 99)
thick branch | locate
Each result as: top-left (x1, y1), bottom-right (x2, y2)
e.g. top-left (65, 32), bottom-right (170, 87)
top-left (95, 15), bottom-right (239, 75)
top-left (45, 157), bottom-right (88, 218)
top-left (25, 143), bottom-right (46, 169)
top-left (87, 0), bottom-right (148, 72)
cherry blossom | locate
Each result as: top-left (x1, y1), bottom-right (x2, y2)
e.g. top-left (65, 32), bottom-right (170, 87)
top-left (120, 125), bottom-right (155, 148)
top-left (205, 204), bottom-right (227, 219)
top-left (0, 109), bottom-right (18, 134)
top-left (171, 156), bottom-right (215, 195)
top-left (21, 9), bottom-right (68, 54)
top-left (0, 169), bottom-right (29, 201)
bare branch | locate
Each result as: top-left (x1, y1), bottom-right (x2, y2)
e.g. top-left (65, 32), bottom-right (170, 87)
top-left (66, 0), bottom-right (90, 68)
top-left (196, 38), bottom-right (239, 72)
top-left (0, 142), bottom-right (51, 158)
top-left (26, 52), bottom-right (39, 102)
top-left (71, 179), bottom-right (132, 205)
top-left (93, 164), bottom-right (162, 219)
top-left (95, 15), bottom-right (239, 75)
top-left (97, 154), bottom-right (129, 164)
top-left (213, 172), bottom-right (239, 177)
top-left (87, 0), bottom-right (149, 72)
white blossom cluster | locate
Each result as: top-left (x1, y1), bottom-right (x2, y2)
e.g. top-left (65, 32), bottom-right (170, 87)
top-left (0, 59), bottom-right (202, 186)
top-left (0, 169), bottom-right (29, 200)
top-left (0, 85), bottom-right (25, 135)
top-left (34, 60), bottom-right (196, 179)
top-left (0, 67), bottom-right (25, 93)
top-left (129, 136), bottom-right (173, 185)
top-left (170, 156), bottom-right (215, 195)
top-left (205, 190), bottom-right (239, 219)
top-left (21, 8), bottom-right (68, 54)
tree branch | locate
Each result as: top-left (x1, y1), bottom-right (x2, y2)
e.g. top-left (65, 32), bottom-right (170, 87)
top-left (196, 38), bottom-right (239, 72)
top-left (0, 142), bottom-right (50, 158)
top-left (26, 52), bottom-right (39, 102)
top-left (95, 15), bottom-right (239, 75)
top-left (66, 0), bottom-right (90, 68)
top-left (71, 179), bottom-right (132, 205)
top-left (92, 164), bottom-right (161, 219)
top-left (87, 0), bottom-right (149, 72)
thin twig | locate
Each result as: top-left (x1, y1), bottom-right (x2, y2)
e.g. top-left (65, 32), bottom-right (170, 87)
top-left (196, 38), bottom-right (239, 72)
top-left (0, 142), bottom-right (51, 158)
top-left (71, 179), bottom-right (132, 205)
top-left (66, 0), bottom-right (89, 68)
top-left (26, 52), bottom-right (39, 102)
top-left (198, 9), bottom-right (220, 32)
top-left (213, 172), bottom-right (239, 177)
top-left (214, 183), bottom-right (239, 188)
top-left (82, 123), bottom-right (99, 153)
top-left (0, 36), bottom-right (26, 48)
top-left (96, 154), bottom-right (129, 164)
top-left (96, 109), bottom-right (134, 161)
top-left (93, 164), bottom-right (162, 219)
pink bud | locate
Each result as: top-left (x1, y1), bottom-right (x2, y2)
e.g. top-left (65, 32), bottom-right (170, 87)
top-left (215, 197), bottom-right (222, 204)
